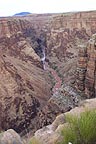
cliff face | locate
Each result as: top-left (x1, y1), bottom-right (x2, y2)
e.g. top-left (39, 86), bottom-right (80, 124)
top-left (45, 11), bottom-right (96, 98)
top-left (76, 34), bottom-right (96, 97)
top-left (46, 11), bottom-right (96, 57)
top-left (0, 18), bottom-right (31, 38)
top-left (0, 17), bottom-right (52, 133)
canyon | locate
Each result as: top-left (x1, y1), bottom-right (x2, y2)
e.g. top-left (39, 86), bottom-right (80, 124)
top-left (0, 11), bottom-right (96, 142)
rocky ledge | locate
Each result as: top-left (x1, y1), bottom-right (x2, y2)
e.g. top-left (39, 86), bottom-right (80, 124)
top-left (33, 98), bottom-right (96, 144)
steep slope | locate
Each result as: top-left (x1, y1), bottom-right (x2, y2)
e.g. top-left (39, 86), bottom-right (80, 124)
top-left (76, 34), bottom-right (96, 97)
top-left (45, 11), bottom-right (96, 97)
top-left (0, 18), bottom-right (52, 133)
top-left (45, 34), bottom-right (96, 125)
top-left (46, 11), bottom-right (96, 57)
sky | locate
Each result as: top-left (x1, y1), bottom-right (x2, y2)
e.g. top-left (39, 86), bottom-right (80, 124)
top-left (0, 0), bottom-right (96, 16)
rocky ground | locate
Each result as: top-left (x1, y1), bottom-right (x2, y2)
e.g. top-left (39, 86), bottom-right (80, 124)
top-left (0, 97), bottom-right (96, 144)
top-left (33, 98), bottom-right (96, 144)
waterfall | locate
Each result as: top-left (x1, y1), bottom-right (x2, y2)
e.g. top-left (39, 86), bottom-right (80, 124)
top-left (41, 47), bottom-right (46, 70)
top-left (41, 49), bottom-right (45, 61)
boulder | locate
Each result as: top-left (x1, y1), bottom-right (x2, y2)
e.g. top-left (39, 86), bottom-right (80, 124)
top-left (0, 129), bottom-right (23, 144)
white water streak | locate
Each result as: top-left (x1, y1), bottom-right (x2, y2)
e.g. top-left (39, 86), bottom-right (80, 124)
top-left (41, 48), bottom-right (46, 70)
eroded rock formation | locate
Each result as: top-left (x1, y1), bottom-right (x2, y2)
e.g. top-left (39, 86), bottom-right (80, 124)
top-left (76, 34), bottom-right (96, 97)
top-left (45, 11), bottom-right (96, 93)
top-left (46, 11), bottom-right (96, 58)
top-left (0, 18), bottom-right (52, 133)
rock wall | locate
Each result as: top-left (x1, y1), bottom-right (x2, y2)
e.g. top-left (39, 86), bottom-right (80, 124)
top-left (76, 34), bottom-right (96, 97)
top-left (46, 11), bottom-right (96, 58)
top-left (45, 11), bottom-right (96, 98)
top-left (0, 18), bottom-right (30, 38)
top-left (0, 17), bottom-right (52, 133)
top-left (50, 11), bottom-right (96, 33)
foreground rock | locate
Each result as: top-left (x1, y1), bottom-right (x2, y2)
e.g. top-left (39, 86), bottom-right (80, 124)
top-left (0, 129), bottom-right (23, 144)
top-left (33, 98), bottom-right (96, 144)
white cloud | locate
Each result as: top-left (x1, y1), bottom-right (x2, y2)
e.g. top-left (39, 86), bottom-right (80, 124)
top-left (0, 0), bottom-right (96, 16)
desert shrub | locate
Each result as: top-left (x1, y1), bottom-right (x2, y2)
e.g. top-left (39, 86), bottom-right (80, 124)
top-left (60, 110), bottom-right (96, 144)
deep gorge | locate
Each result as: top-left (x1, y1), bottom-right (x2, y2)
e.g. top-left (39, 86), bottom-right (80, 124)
top-left (0, 11), bottom-right (96, 136)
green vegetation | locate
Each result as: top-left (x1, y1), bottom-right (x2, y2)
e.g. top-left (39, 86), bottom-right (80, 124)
top-left (52, 65), bottom-right (58, 70)
top-left (48, 71), bottom-right (56, 89)
top-left (60, 110), bottom-right (96, 144)
top-left (51, 62), bottom-right (58, 70)
top-left (56, 68), bottom-right (63, 80)
top-left (29, 137), bottom-right (40, 144)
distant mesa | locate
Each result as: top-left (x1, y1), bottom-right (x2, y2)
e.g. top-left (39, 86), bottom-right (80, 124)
top-left (14, 12), bottom-right (31, 16)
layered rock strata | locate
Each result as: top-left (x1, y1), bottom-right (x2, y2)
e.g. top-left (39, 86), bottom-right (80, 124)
top-left (0, 18), bottom-right (30, 38)
top-left (46, 11), bottom-right (96, 58)
top-left (76, 34), bottom-right (96, 97)
top-left (0, 18), bottom-right (52, 134)
top-left (45, 11), bottom-right (96, 99)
